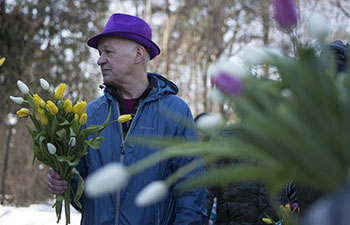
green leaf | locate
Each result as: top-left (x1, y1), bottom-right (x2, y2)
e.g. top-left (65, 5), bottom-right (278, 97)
top-left (72, 168), bottom-right (84, 209)
top-left (55, 155), bottom-right (78, 166)
top-left (25, 125), bottom-right (37, 139)
top-left (59, 120), bottom-right (71, 126)
top-left (55, 128), bottom-right (67, 141)
top-left (53, 194), bottom-right (64, 223)
top-left (84, 136), bottom-right (104, 149)
top-left (81, 125), bottom-right (104, 137)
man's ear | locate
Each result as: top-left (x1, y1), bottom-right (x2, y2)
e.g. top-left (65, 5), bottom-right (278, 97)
top-left (135, 45), bottom-right (146, 64)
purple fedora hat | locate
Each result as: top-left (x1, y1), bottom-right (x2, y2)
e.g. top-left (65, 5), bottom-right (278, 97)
top-left (87, 13), bottom-right (160, 60)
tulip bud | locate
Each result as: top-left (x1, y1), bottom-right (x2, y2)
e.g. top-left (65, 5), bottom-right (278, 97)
top-left (196, 113), bottom-right (223, 130)
top-left (16, 108), bottom-right (30, 118)
top-left (85, 163), bottom-right (129, 197)
top-left (309, 12), bottom-right (330, 39)
top-left (78, 101), bottom-right (87, 115)
top-left (243, 46), bottom-right (283, 65)
top-left (54, 83), bottom-right (66, 100)
top-left (33, 94), bottom-right (46, 109)
top-left (46, 100), bottom-right (58, 115)
top-left (74, 113), bottom-right (79, 122)
top-left (73, 102), bottom-right (82, 114)
top-left (38, 108), bottom-right (48, 125)
top-left (9, 96), bottom-right (24, 105)
top-left (17, 80), bottom-right (30, 95)
top-left (118, 114), bottom-right (133, 123)
top-left (208, 58), bottom-right (247, 79)
top-left (0, 57), bottom-right (6, 66)
top-left (39, 78), bottom-right (50, 90)
top-left (79, 113), bottom-right (87, 125)
top-left (135, 181), bottom-right (168, 207)
top-left (69, 137), bottom-right (76, 147)
top-left (64, 99), bottom-right (73, 113)
top-left (262, 218), bottom-right (274, 224)
top-left (273, 0), bottom-right (298, 30)
top-left (47, 143), bottom-right (57, 154)
top-left (211, 73), bottom-right (244, 96)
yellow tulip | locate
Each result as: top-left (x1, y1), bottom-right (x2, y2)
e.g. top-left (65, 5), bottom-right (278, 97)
top-left (16, 108), bottom-right (30, 117)
top-left (74, 113), bottom-right (79, 122)
top-left (0, 57), bottom-right (5, 66)
top-left (79, 101), bottom-right (87, 115)
top-left (261, 218), bottom-right (274, 224)
top-left (118, 114), bottom-right (133, 123)
top-left (64, 99), bottom-right (73, 113)
top-left (38, 108), bottom-right (48, 125)
top-left (79, 113), bottom-right (87, 125)
top-left (33, 94), bottom-right (46, 109)
top-left (73, 102), bottom-right (82, 114)
top-left (54, 83), bottom-right (66, 100)
top-left (47, 100), bottom-right (58, 115)
top-left (284, 204), bottom-right (291, 213)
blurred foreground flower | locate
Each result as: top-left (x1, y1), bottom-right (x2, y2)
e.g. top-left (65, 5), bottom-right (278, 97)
top-left (0, 57), bottom-right (5, 66)
top-left (135, 181), bottom-right (168, 207)
top-left (309, 12), bottom-right (330, 39)
top-left (196, 113), bottom-right (223, 130)
top-left (273, 0), bottom-right (298, 30)
top-left (85, 163), bottom-right (129, 197)
top-left (243, 46), bottom-right (283, 65)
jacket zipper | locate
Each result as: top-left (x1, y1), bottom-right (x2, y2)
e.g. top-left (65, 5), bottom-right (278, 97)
top-left (114, 104), bottom-right (143, 225)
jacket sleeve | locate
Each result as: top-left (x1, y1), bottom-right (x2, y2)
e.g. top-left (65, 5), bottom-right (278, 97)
top-left (171, 108), bottom-right (207, 225)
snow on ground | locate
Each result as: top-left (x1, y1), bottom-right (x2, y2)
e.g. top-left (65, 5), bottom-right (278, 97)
top-left (0, 203), bottom-right (81, 225)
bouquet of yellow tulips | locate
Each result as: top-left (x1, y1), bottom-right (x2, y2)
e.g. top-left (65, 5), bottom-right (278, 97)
top-left (10, 79), bottom-right (116, 224)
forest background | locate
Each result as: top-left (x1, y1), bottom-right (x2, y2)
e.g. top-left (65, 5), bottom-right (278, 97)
top-left (0, 0), bottom-right (349, 206)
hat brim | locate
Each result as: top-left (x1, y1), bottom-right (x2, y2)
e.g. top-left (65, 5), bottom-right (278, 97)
top-left (87, 31), bottom-right (160, 60)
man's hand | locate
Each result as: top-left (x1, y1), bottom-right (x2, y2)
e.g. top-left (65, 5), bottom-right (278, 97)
top-left (47, 168), bottom-right (68, 195)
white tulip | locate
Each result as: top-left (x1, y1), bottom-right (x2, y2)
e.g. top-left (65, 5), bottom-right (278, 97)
top-left (135, 181), bottom-right (168, 207)
top-left (281, 89), bottom-right (293, 99)
top-left (85, 163), bottom-right (129, 197)
top-left (47, 143), bottom-right (57, 155)
top-left (243, 46), bottom-right (283, 65)
top-left (208, 58), bottom-right (247, 78)
top-left (17, 80), bottom-right (30, 95)
top-left (69, 137), bottom-right (76, 147)
top-left (196, 113), bottom-right (223, 130)
top-left (9, 96), bottom-right (24, 105)
top-left (309, 12), bottom-right (330, 39)
top-left (209, 89), bottom-right (225, 104)
top-left (39, 78), bottom-right (50, 90)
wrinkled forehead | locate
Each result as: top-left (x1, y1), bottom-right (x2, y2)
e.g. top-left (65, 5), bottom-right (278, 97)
top-left (97, 36), bottom-right (139, 50)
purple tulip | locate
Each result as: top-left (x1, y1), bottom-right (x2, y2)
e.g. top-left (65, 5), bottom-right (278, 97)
top-left (211, 72), bottom-right (243, 96)
top-left (273, 0), bottom-right (298, 30)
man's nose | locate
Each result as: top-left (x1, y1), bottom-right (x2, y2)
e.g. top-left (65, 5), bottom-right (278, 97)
top-left (97, 55), bottom-right (107, 65)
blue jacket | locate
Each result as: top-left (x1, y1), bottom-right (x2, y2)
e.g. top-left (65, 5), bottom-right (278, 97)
top-left (73, 73), bottom-right (207, 225)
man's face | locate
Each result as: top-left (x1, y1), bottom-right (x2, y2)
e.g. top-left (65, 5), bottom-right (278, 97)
top-left (97, 37), bottom-right (138, 87)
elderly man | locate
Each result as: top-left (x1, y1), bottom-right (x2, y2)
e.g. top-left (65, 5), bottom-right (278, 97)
top-left (47, 13), bottom-right (207, 225)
